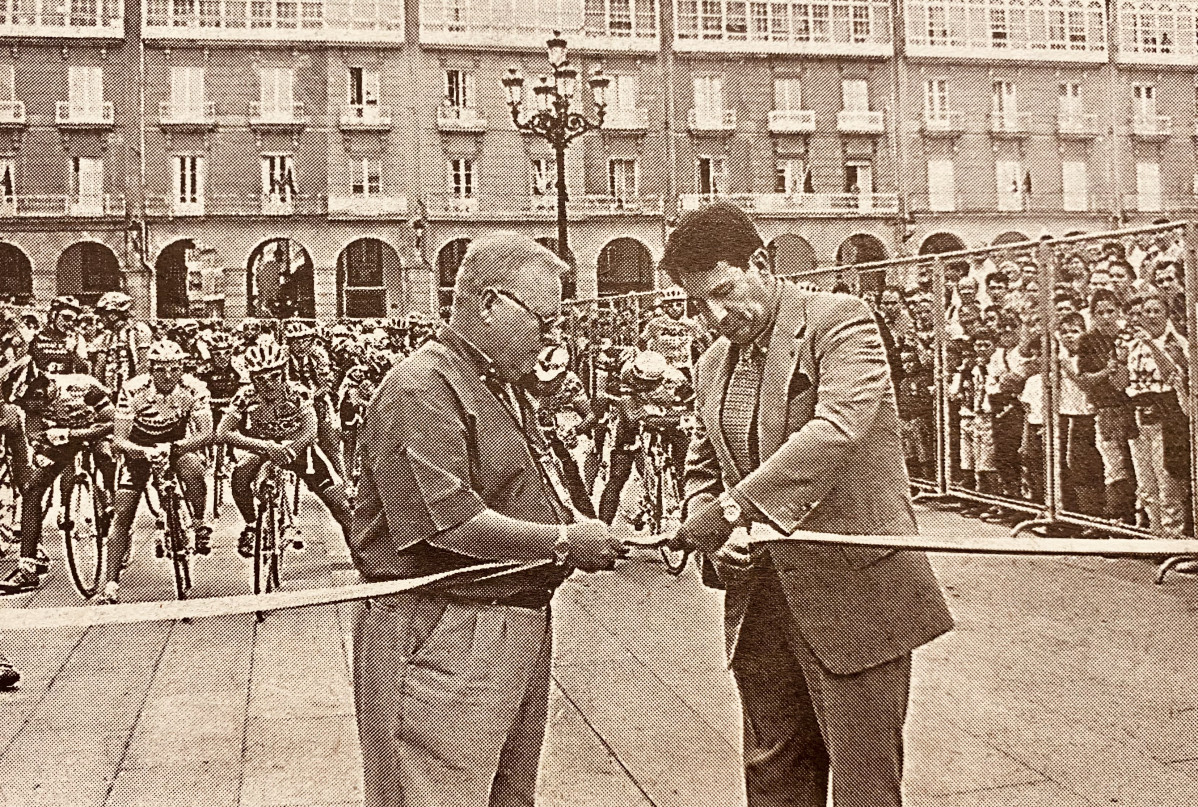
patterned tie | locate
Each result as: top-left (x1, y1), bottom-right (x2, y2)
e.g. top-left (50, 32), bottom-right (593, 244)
top-left (723, 344), bottom-right (764, 478)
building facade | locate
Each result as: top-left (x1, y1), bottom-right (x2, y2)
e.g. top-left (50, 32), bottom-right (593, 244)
top-left (0, 0), bottom-right (1195, 317)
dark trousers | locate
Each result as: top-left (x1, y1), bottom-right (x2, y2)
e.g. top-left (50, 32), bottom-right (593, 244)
top-left (547, 436), bottom-right (595, 519)
top-left (732, 573), bottom-right (911, 807)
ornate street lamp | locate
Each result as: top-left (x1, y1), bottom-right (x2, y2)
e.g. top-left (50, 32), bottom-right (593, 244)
top-left (502, 31), bottom-right (609, 264)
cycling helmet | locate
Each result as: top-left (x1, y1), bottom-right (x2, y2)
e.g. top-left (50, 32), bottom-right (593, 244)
top-left (243, 339), bottom-right (287, 373)
top-left (404, 311), bottom-right (433, 329)
top-left (626, 350), bottom-right (668, 386)
top-left (146, 339), bottom-right (188, 364)
top-left (49, 295), bottom-right (83, 316)
top-left (96, 291), bottom-right (134, 314)
top-left (205, 331), bottom-right (234, 351)
top-left (283, 319), bottom-right (315, 340)
top-left (661, 287), bottom-right (687, 303)
top-left (535, 346), bottom-right (569, 382)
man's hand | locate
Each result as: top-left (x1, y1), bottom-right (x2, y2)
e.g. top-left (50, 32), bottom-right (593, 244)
top-left (265, 442), bottom-right (294, 468)
top-left (44, 427), bottom-right (70, 447)
top-left (674, 495), bottom-right (735, 553)
top-left (709, 529), bottom-right (762, 584)
top-left (564, 519), bottom-right (623, 572)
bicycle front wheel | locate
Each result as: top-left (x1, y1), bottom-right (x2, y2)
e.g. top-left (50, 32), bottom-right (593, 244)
top-left (254, 495), bottom-right (277, 597)
top-left (62, 473), bottom-right (103, 598)
top-left (163, 488), bottom-right (191, 601)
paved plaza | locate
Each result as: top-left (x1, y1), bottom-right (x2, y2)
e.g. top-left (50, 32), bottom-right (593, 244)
top-left (2, 496), bottom-right (1198, 806)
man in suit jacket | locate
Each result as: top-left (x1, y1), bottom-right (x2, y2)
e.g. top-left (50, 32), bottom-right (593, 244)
top-left (663, 202), bottom-right (954, 807)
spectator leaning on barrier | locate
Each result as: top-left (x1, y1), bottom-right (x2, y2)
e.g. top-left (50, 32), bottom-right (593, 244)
top-left (1056, 311), bottom-right (1104, 521)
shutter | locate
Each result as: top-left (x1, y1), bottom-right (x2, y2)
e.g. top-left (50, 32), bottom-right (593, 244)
top-left (617, 75), bottom-right (637, 109)
top-left (364, 70), bottom-right (380, 105)
top-left (261, 156), bottom-right (273, 196)
top-left (1062, 161), bottom-right (1087, 211)
top-left (1136, 162), bottom-right (1161, 212)
top-left (842, 79), bottom-right (867, 110)
top-left (282, 69), bottom-right (294, 110)
top-left (0, 67), bottom-right (13, 104)
top-left (928, 160), bottom-right (955, 212)
top-left (260, 68), bottom-right (275, 109)
top-left (464, 72), bottom-right (475, 107)
top-left (79, 157), bottom-right (102, 199)
top-left (996, 160), bottom-right (1021, 211)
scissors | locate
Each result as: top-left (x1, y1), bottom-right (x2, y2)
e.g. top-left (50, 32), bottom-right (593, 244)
top-left (619, 531), bottom-right (691, 576)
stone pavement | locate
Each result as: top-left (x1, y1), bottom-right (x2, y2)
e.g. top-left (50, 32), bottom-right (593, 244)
top-left (3, 492), bottom-right (1198, 806)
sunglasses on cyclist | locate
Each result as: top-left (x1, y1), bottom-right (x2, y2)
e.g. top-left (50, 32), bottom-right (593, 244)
top-left (252, 369), bottom-right (286, 383)
top-left (487, 288), bottom-right (564, 337)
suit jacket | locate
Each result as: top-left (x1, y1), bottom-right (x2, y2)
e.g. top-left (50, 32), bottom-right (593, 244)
top-left (684, 284), bottom-right (954, 675)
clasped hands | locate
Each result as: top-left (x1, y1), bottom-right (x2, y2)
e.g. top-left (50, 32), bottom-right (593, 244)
top-left (671, 494), bottom-right (764, 576)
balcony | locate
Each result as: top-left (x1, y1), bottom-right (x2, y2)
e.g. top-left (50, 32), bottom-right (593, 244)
top-left (55, 102), bottom-right (114, 128)
top-left (0, 194), bottom-right (123, 218)
top-left (339, 104), bottom-right (391, 131)
top-left (768, 109), bottom-right (816, 135)
top-left (327, 194), bottom-right (407, 218)
top-left (989, 112), bottom-right (1032, 138)
top-left (144, 196), bottom-right (206, 217)
top-left (679, 192), bottom-right (899, 215)
top-left (836, 109), bottom-right (884, 135)
top-left (0, 0), bottom-right (124, 38)
top-left (418, 7), bottom-right (658, 53)
top-left (1057, 113), bottom-right (1099, 139)
top-left (922, 110), bottom-right (964, 137)
top-left (248, 102), bottom-right (307, 130)
top-left (159, 101), bottom-right (217, 130)
top-left (601, 107), bottom-right (649, 132)
top-left (437, 105), bottom-right (487, 132)
top-left (143, 0), bottom-right (402, 43)
top-left (688, 108), bottom-right (736, 133)
top-left (200, 194), bottom-right (324, 215)
top-left (0, 101), bottom-right (24, 128)
top-left (573, 195), bottom-right (664, 215)
top-left (426, 194), bottom-right (479, 215)
top-left (1131, 114), bottom-right (1170, 141)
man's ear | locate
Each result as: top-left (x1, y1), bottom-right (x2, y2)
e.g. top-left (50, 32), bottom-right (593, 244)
top-left (478, 288), bottom-right (499, 324)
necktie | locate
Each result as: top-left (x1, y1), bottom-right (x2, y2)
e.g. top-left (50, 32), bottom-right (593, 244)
top-left (723, 344), bottom-right (764, 478)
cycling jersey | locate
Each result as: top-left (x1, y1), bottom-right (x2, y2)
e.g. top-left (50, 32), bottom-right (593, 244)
top-left (287, 346), bottom-right (333, 400)
top-left (198, 362), bottom-right (245, 411)
top-left (25, 374), bottom-right (111, 436)
top-left (93, 322), bottom-right (153, 393)
top-left (534, 371), bottom-right (586, 417)
top-left (116, 373), bottom-right (211, 446)
top-left (28, 328), bottom-right (87, 375)
top-left (225, 381), bottom-right (315, 443)
top-left (641, 314), bottom-right (707, 370)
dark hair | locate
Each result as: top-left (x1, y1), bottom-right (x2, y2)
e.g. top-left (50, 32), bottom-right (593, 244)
top-left (996, 311), bottom-right (1021, 331)
top-left (660, 202), bottom-right (764, 284)
top-left (1088, 288), bottom-right (1120, 312)
top-left (1109, 259), bottom-right (1136, 280)
top-left (985, 272), bottom-right (1009, 288)
top-left (1058, 311), bottom-right (1086, 331)
top-left (1054, 289), bottom-right (1081, 308)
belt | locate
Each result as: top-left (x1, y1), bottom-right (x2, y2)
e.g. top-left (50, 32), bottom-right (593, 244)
top-left (445, 589), bottom-right (553, 610)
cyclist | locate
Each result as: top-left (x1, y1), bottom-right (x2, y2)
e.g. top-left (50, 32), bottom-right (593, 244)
top-left (28, 295), bottom-right (89, 375)
top-left (639, 287), bottom-right (710, 382)
top-left (169, 319), bottom-right (209, 376)
top-left (282, 319), bottom-right (344, 478)
top-left (92, 291), bottom-right (153, 394)
top-left (0, 359), bottom-right (115, 594)
top-left (98, 340), bottom-right (213, 605)
top-left (401, 310), bottom-right (435, 354)
top-left (528, 345), bottom-right (596, 518)
top-left (196, 330), bottom-right (243, 476)
top-left (596, 350), bottom-right (691, 525)
top-left (337, 362), bottom-right (375, 488)
top-left (216, 339), bottom-right (352, 557)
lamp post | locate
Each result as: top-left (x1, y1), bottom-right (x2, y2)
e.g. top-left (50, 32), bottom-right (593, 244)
top-left (501, 31), bottom-right (609, 265)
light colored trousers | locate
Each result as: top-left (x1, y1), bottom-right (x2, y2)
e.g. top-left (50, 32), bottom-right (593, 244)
top-left (1129, 421), bottom-right (1189, 539)
top-left (352, 591), bottom-right (553, 807)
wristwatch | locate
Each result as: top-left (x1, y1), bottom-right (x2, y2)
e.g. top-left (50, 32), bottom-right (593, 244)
top-left (553, 524), bottom-right (571, 567)
top-left (717, 492), bottom-right (742, 525)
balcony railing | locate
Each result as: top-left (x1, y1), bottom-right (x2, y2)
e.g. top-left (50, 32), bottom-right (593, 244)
top-left (426, 194), bottom-right (479, 214)
top-left (340, 104), bottom-right (392, 130)
top-left (601, 107), bottom-right (649, 132)
top-left (55, 101), bottom-right (114, 127)
top-left (248, 101), bottom-right (307, 129)
top-left (922, 110), bottom-right (964, 136)
top-left (144, 196), bottom-right (206, 217)
top-left (767, 109), bottom-right (816, 135)
top-left (198, 194), bottom-right (326, 215)
top-left (437, 105), bottom-right (487, 132)
top-left (418, 11), bottom-right (658, 52)
top-left (1131, 114), bottom-right (1170, 140)
top-left (0, 101), bottom-right (24, 127)
top-left (989, 111), bottom-right (1032, 137)
top-left (688, 108), bottom-right (736, 132)
top-left (836, 109), bottom-right (884, 134)
top-left (1057, 112), bottom-right (1098, 138)
top-left (0, 0), bottom-right (124, 37)
top-left (679, 192), bottom-right (899, 215)
top-left (327, 194), bottom-right (408, 217)
top-left (573, 195), bottom-right (664, 214)
top-left (159, 100), bottom-right (216, 128)
top-left (143, 0), bottom-right (402, 42)
top-left (0, 194), bottom-right (123, 217)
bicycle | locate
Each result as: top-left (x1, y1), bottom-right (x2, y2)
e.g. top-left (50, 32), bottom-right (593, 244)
top-left (636, 415), bottom-right (687, 573)
top-left (251, 461), bottom-right (303, 616)
top-left (211, 442), bottom-right (227, 518)
top-left (149, 454), bottom-right (193, 602)
top-left (0, 440), bottom-right (17, 557)
top-left (58, 446), bottom-right (111, 598)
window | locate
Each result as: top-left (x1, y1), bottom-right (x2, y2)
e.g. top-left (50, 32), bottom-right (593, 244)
top-left (347, 67), bottom-right (380, 108)
top-left (350, 157), bottom-right (381, 196)
top-left (1059, 82), bottom-right (1081, 117)
top-left (845, 161), bottom-right (872, 194)
top-left (1136, 162), bottom-right (1161, 212)
top-left (1133, 84), bottom-right (1156, 118)
top-left (71, 156), bottom-right (103, 214)
top-left (991, 80), bottom-right (1017, 123)
top-left (583, 0), bottom-right (655, 37)
top-left (67, 66), bottom-right (103, 114)
top-left (1062, 161), bottom-right (1087, 211)
top-left (261, 153), bottom-right (295, 201)
top-left (530, 157), bottom-right (553, 207)
top-left (173, 154), bottom-right (204, 212)
top-left (169, 66), bottom-right (205, 117)
top-left (0, 66), bottom-right (13, 106)
top-left (989, 6), bottom-right (1006, 46)
top-left (610, 74), bottom-right (638, 109)
top-left (448, 157), bottom-right (474, 197)
top-left (774, 77), bottom-right (802, 110)
top-left (341, 239), bottom-right (386, 319)
top-left (924, 78), bottom-right (948, 118)
top-left (445, 69), bottom-right (475, 109)
top-left (775, 158), bottom-right (808, 194)
top-left (908, 0), bottom-right (1105, 54)
top-left (259, 67), bottom-right (295, 115)
top-left (0, 157), bottom-right (14, 207)
top-left (996, 160), bottom-right (1023, 211)
top-left (841, 79), bottom-right (868, 111)
top-left (693, 75), bottom-right (723, 114)
top-left (608, 158), bottom-right (637, 201)
top-left (697, 155), bottom-right (726, 195)
top-left (928, 159), bottom-right (955, 211)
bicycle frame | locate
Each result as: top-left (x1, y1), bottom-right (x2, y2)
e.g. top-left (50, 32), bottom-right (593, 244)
top-left (150, 460), bottom-right (193, 601)
top-left (252, 461), bottom-right (299, 607)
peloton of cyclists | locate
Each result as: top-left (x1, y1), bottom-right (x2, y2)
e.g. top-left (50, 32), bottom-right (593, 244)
top-left (92, 291), bottom-right (153, 394)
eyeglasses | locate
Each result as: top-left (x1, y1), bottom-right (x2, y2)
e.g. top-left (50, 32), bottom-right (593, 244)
top-left (489, 288), bottom-right (564, 336)
top-left (252, 369), bottom-right (285, 383)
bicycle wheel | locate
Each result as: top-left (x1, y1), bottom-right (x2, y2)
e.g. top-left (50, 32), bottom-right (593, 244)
top-left (163, 487), bottom-right (191, 601)
top-left (62, 473), bottom-right (103, 598)
top-left (212, 447), bottom-right (225, 518)
top-left (253, 492), bottom-right (276, 597)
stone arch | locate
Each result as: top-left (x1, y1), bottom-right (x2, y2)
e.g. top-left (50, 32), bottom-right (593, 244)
top-left (155, 239), bottom-right (205, 319)
top-left (246, 237), bottom-right (314, 318)
top-left (58, 241), bottom-right (121, 308)
top-left (0, 243), bottom-right (32, 304)
top-left (767, 233), bottom-right (817, 276)
top-left (437, 238), bottom-right (471, 309)
top-left (992, 230), bottom-right (1031, 246)
top-left (597, 237), bottom-right (654, 296)
top-left (919, 232), bottom-right (967, 257)
top-left (338, 237), bottom-right (400, 319)
top-left (836, 233), bottom-right (889, 294)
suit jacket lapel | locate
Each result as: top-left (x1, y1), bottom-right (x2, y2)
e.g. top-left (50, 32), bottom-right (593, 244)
top-left (700, 339), bottom-right (740, 484)
top-left (758, 285), bottom-right (808, 461)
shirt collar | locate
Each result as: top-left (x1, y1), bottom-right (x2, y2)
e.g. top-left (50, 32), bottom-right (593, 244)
top-left (439, 324), bottom-right (503, 386)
